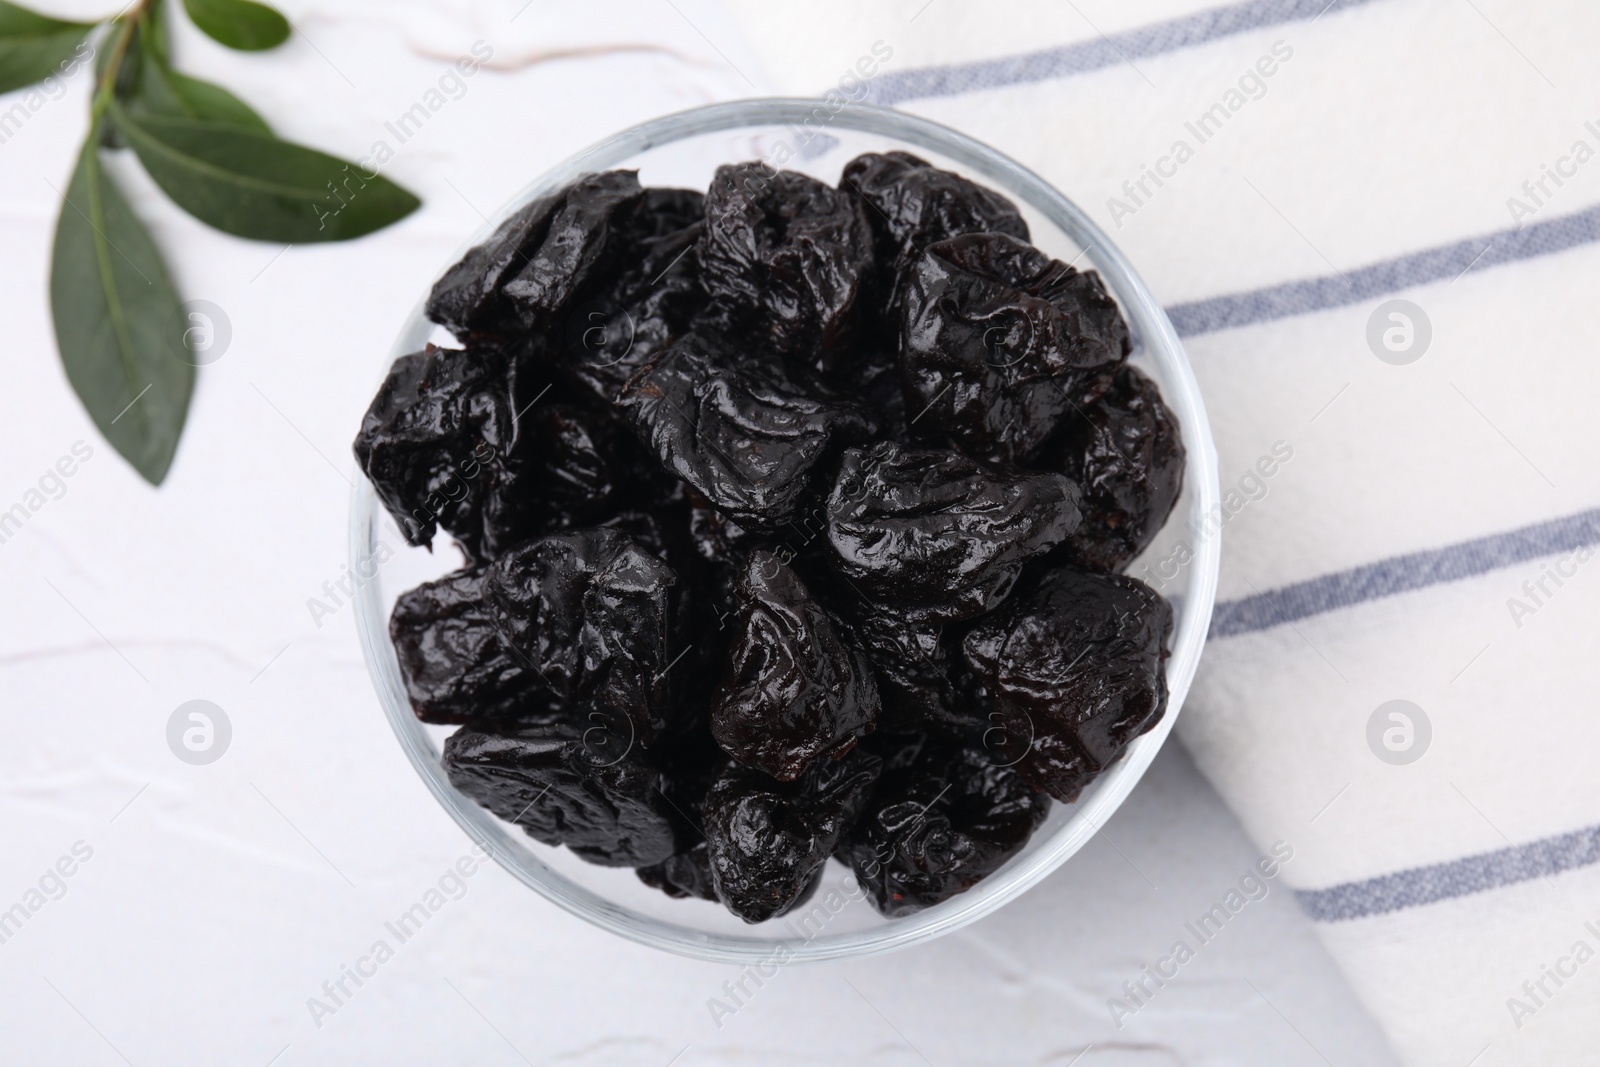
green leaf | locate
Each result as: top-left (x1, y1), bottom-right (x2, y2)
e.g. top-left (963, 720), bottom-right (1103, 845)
top-left (110, 101), bottom-right (420, 242)
top-left (130, 49), bottom-right (271, 133)
top-left (181, 0), bottom-right (289, 52)
top-left (51, 131), bottom-right (194, 485)
top-left (155, 68), bottom-right (270, 130)
top-left (0, 1), bottom-right (94, 94)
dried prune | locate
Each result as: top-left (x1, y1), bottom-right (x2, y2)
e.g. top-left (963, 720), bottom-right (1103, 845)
top-left (711, 550), bottom-right (879, 781)
top-left (962, 564), bottom-right (1172, 802)
top-left (487, 528), bottom-right (685, 749)
top-left (426, 190), bottom-right (564, 338)
top-left (841, 603), bottom-right (969, 735)
top-left (390, 566), bottom-right (557, 729)
top-left (354, 342), bottom-right (549, 561)
top-left (561, 191), bottom-right (708, 406)
top-left (501, 171), bottom-right (644, 325)
top-left (600, 505), bottom-right (696, 579)
top-left (841, 150), bottom-right (1029, 328)
top-left (839, 738), bottom-right (1050, 916)
top-left (703, 747), bottom-right (881, 922)
top-left (686, 486), bottom-right (756, 563)
top-left (1040, 365), bottom-right (1184, 573)
top-left (443, 728), bottom-right (676, 867)
top-left (699, 162), bottom-right (873, 371)
top-left (826, 441), bottom-right (1080, 622)
top-left (900, 233), bottom-right (1129, 466)
top-left (618, 333), bottom-right (875, 528)
top-left (629, 187), bottom-right (706, 240)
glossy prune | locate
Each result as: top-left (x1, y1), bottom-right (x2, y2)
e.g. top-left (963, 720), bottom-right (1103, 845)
top-left (826, 441), bottom-right (1080, 622)
top-left (390, 566), bottom-right (554, 729)
top-left (839, 738), bottom-right (1050, 916)
top-left (487, 528), bottom-right (685, 749)
top-left (962, 564), bottom-right (1173, 802)
top-left (354, 342), bottom-right (547, 561)
top-left (841, 603), bottom-right (969, 735)
top-left (686, 486), bottom-right (756, 563)
top-left (699, 162), bottom-right (873, 371)
top-left (500, 170), bottom-right (645, 327)
top-left (561, 191), bottom-right (708, 406)
top-left (711, 550), bottom-right (879, 781)
top-left (618, 333), bottom-right (875, 528)
top-left (900, 233), bottom-right (1129, 466)
top-left (703, 747), bottom-right (881, 922)
top-left (1040, 365), bottom-right (1185, 573)
top-left (841, 150), bottom-right (1029, 328)
top-left (443, 728), bottom-right (676, 867)
top-left (426, 190), bottom-right (564, 338)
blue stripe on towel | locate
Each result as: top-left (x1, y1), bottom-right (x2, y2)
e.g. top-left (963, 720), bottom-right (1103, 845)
top-left (1297, 823), bottom-right (1600, 922)
top-left (1170, 202), bottom-right (1600, 336)
top-left (1210, 508), bottom-right (1600, 638)
top-left (867, 0), bottom-right (1389, 105)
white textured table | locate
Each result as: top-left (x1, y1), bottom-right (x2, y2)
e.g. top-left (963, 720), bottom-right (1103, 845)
top-left (0, 2), bottom-right (1396, 1062)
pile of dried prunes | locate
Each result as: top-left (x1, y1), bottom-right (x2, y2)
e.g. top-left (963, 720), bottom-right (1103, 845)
top-left (355, 152), bottom-right (1183, 922)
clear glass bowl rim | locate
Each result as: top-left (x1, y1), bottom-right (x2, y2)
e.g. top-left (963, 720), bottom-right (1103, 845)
top-left (350, 97), bottom-right (1221, 964)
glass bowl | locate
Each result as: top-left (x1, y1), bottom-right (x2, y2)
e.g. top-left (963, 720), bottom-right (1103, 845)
top-left (351, 98), bottom-right (1220, 964)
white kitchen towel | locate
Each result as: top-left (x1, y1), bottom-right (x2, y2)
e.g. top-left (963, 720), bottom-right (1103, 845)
top-left (722, 1), bottom-right (1600, 1064)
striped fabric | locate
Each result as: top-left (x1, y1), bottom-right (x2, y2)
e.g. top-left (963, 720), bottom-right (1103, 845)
top-left (725, 0), bottom-right (1600, 1062)
top-left (1212, 506), bottom-right (1600, 639)
top-left (861, 0), bottom-right (1393, 105)
top-left (1298, 822), bottom-right (1600, 923)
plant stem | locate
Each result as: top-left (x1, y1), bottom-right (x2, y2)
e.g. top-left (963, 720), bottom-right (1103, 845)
top-left (92, 0), bottom-right (152, 120)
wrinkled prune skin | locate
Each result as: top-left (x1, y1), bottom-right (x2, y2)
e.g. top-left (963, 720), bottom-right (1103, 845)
top-left (841, 151), bottom-right (1029, 330)
top-left (711, 550), bottom-right (879, 781)
top-left (841, 603), bottom-right (970, 735)
top-left (962, 564), bottom-right (1172, 802)
top-left (826, 441), bottom-right (1081, 623)
top-left (632, 187), bottom-right (706, 239)
top-left (1040, 365), bottom-right (1185, 573)
top-left (618, 333), bottom-right (875, 528)
top-left (390, 566), bottom-right (556, 728)
top-left (426, 190), bottom-right (564, 338)
top-left (562, 192), bottom-right (708, 406)
top-left (686, 486), bottom-right (756, 564)
top-left (600, 505), bottom-right (698, 585)
top-left (355, 342), bottom-right (551, 561)
top-left (840, 739), bottom-right (1050, 916)
top-left (900, 233), bottom-right (1130, 466)
top-left (487, 528), bottom-right (685, 749)
top-left (703, 747), bottom-right (881, 922)
top-left (443, 728), bottom-right (676, 867)
top-left (501, 171), bottom-right (645, 327)
top-left (699, 163), bottom-right (873, 371)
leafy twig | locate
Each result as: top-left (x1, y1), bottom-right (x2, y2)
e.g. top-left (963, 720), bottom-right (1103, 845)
top-left (5, 0), bottom-right (423, 483)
